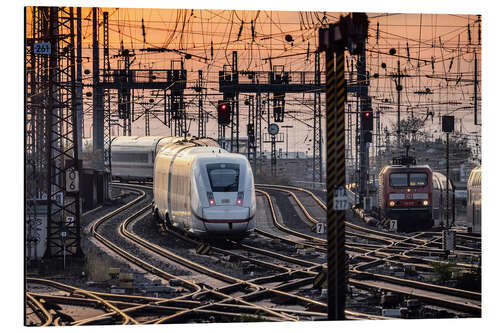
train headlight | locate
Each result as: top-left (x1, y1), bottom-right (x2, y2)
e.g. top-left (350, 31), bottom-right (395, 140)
top-left (423, 200), bottom-right (429, 206)
top-left (389, 201), bottom-right (395, 207)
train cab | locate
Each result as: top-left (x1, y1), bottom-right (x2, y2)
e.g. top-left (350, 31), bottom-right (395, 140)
top-left (378, 165), bottom-right (434, 231)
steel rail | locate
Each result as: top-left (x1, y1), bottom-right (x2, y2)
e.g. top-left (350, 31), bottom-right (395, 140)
top-left (89, 187), bottom-right (201, 293)
top-left (121, 184), bottom-right (354, 321)
top-left (263, 184), bottom-right (480, 271)
top-left (119, 204), bottom-right (301, 322)
top-left (258, 184), bottom-right (482, 316)
top-left (26, 292), bottom-right (53, 326)
top-left (27, 277), bottom-right (138, 325)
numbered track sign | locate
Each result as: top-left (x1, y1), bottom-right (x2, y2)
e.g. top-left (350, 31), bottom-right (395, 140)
top-left (389, 220), bottom-right (398, 232)
top-left (333, 188), bottom-right (348, 210)
top-left (66, 167), bottom-right (79, 193)
top-left (316, 223), bottom-right (326, 234)
top-left (34, 42), bottom-right (51, 55)
top-left (65, 216), bottom-right (75, 226)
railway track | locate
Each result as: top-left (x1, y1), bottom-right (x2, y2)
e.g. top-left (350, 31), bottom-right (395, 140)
top-left (256, 184), bottom-right (481, 317)
top-left (98, 183), bottom-right (390, 321)
top-left (26, 182), bottom-right (480, 324)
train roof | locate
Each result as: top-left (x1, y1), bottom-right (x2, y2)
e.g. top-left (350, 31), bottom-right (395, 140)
top-left (467, 165), bottom-right (481, 187)
top-left (110, 136), bottom-right (219, 148)
top-left (432, 171), bottom-right (454, 188)
top-left (159, 145), bottom-right (226, 156)
top-left (112, 136), bottom-right (169, 147)
top-left (193, 152), bottom-right (249, 163)
top-left (380, 164), bottom-right (432, 173)
top-left (157, 145), bottom-right (248, 163)
top-left (471, 165), bottom-right (482, 173)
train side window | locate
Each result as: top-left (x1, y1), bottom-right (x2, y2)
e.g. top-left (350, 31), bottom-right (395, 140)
top-left (112, 152), bottom-right (149, 163)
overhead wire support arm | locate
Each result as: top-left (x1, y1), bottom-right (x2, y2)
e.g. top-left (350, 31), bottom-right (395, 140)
top-left (139, 47), bottom-right (208, 62)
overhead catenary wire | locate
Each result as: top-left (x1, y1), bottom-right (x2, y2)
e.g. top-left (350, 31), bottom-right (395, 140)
top-left (60, 8), bottom-right (480, 158)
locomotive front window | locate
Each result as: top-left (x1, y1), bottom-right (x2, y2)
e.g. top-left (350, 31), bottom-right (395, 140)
top-left (390, 172), bottom-right (428, 187)
top-left (389, 173), bottom-right (408, 187)
top-left (409, 173), bottom-right (428, 186)
top-left (207, 163), bottom-right (240, 192)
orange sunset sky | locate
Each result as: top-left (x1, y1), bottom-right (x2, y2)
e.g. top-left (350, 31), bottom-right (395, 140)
top-left (25, 7), bottom-right (482, 148)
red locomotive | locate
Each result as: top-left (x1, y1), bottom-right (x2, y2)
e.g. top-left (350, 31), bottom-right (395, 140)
top-left (377, 150), bottom-right (455, 232)
top-left (378, 161), bottom-right (433, 232)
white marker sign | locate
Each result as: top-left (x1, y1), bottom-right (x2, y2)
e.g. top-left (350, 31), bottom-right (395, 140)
top-left (316, 223), bottom-right (326, 234)
top-left (389, 220), bottom-right (398, 232)
top-left (66, 167), bottom-right (79, 193)
top-left (333, 188), bottom-right (348, 210)
top-left (66, 216), bottom-right (75, 226)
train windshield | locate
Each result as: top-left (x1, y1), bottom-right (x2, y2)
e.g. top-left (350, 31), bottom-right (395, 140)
top-left (389, 173), bottom-right (408, 187)
top-left (409, 173), bottom-right (428, 186)
top-left (390, 173), bottom-right (428, 187)
top-left (207, 163), bottom-right (240, 192)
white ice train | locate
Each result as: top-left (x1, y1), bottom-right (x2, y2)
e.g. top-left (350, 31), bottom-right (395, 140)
top-left (152, 142), bottom-right (256, 238)
top-left (110, 136), bottom-right (218, 182)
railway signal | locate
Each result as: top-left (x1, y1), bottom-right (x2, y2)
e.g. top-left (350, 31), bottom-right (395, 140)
top-left (361, 110), bottom-right (373, 131)
top-left (247, 123), bottom-right (255, 143)
top-left (363, 131), bottom-right (372, 143)
top-left (217, 100), bottom-right (231, 126)
top-left (442, 115), bottom-right (455, 228)
top-left (442, 115), bottom-right (455, 133)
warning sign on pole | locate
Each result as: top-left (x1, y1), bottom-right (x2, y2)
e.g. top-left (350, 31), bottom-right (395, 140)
top-left (66, 167), bottom-right (79, 193)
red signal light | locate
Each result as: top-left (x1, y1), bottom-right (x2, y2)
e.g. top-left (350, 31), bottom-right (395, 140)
top-left (217, 100), bottom-right (231, 126)
top-left (361, 110), bottom-right (373, 130)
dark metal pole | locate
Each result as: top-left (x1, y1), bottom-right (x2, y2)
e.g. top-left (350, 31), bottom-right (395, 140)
top-left (326, 48), bottom-right (346, 320)
top-left (92, 8), bottom-right (104, 171)
top-left (358, 43), bottom-right (369, 204)
top-left (197, 70), bottom-right (204, 137)
top-left (474, 52), bottom-right (478, 125)
top-left (69, 7), bottom-right (83, 257)
top-left (76, 7), bottom-right (83, 156)
top-left (397, 60), bottom-right (401, 148)
top-left (446, 132), bottom-right (449, 228)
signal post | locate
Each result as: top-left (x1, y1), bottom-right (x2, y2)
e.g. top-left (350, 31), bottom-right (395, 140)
top-left (318, 13), bottom-right (368, 320)
top-left (217, 100), bottom-right (232, 150)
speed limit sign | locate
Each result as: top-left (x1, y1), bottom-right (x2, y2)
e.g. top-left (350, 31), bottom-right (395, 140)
top-left (66, 167), bottom-right (79, 193)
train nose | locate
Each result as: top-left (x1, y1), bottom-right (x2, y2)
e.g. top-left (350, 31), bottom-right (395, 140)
top-left (199, 206), bottom-right (253, 234)
top-left (201, 206), bottom-right (250, 222)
